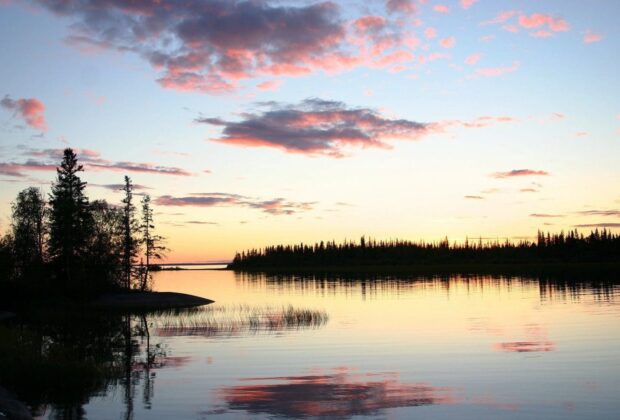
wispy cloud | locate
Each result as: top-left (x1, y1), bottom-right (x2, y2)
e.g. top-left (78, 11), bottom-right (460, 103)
top-left (186, 220), bottom-right (219, 225)
top-left (530, 213), bottom-right (564, 218)
top-left (491, 169), bottom-right (549, 179)
top-left (32, 0), bottom-right (427, 94)
top-left (483, 10), bottom-right (570, 38)
top-left (0, 161), bottom-right (56, 177)
top-left (197, 98), bottom-right (513, 157)
top-left (575, 209), bottom-right (620, 217)
top-left (92, 183), bottom-right (152, 191)
top-left (574, 223), bottom-right (620, 228)
top-left (256, 80), bottom-right (284, 92)
top-left (198, 98), bottom-right (433, 157)
top-left (3, 148), bottom-right (193, 177)
top-left (465, 195), bottom-right (484, 200)
top-left (439, 37), bottom-right (456, 49)
top-left (460, 0), bottom-right (478, 9)
top-left (583, 30), bottom-right (603, 44)
top-left (155, 192), bottom-right (315, 216)
top-left (385, 0), bottom-right (418, 15)
top-left (518, 13), bottom-right (569, 33)
top-left (475, 61), bottom-right (519, 77)
top-left (424, 27), bottom-right (437, 39)
top-left (465, 53), bottom-right (482, 65)
top-left (1, 95), bottom-right (48, 131)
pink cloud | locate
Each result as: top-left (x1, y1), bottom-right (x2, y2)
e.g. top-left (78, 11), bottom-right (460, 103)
top-left (89, 161), bottom-right (193, 176)
top-left (433, 5), bottom-right (450, 14)
top-left (439, 36), bottom-right (456, 49)
top-left (583, 30), bottom-right (603, 44)
top-left (1, 95), bottom-right (48, 131)
top-left (0, 161), bottom-right (56, 177)
top-left (256, 80), bottom-right (283, 91)
top-left (465, 53), bottom-right (482, 65)
top-left (385, 0), bottom-right (418, 15)
top-left (12, 147), bottom-right (193, 177)
top-left (427, 52), bottom-right (450, 61)
top-left (479, 34), bottom-right (495, 43)
top-left (453, 116), bottom-right (514, 128)
top-left (199, 99), bottom-right (433, 157)
top-left (502, 24), bottom-right (519, 33)
top-left (475, 61), bottom-right (519, 77)
top-left (460, 0), bottom-right (477, 9)
top-left (485, 11), bottom-right (570, 38)
top-left (491, 169), bottom-right (549, 179)
top-left (482, 10), bottom-right (518, 25)
top-left (424, 27), bottom-right (437, 39)
top-left (518, 14), bottom-right (569, 32)
top-left (197, 98), bottom-right (514, 157)
top-left (34, 0), bottom-right (424, 95)
top-left (530, 30), bottom-right (553, 38)
top-left (373, 50), bottom-right (414, 68)
top-left (155, 192), bottom-right (315, 216)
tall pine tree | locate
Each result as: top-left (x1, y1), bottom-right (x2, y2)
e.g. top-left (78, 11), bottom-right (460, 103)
top-left (121, 176), bottom-right (138, 289)
top-left (139, 194), bottom-right (165, 291)
top-left (48, 148), bottom-right (93, 290)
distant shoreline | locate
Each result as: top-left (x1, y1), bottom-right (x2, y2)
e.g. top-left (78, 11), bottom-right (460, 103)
top-left (226, 261), bottom-right (620, 276)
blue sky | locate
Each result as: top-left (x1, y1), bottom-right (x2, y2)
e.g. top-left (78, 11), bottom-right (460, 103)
top-left (1, 0), bottom-right (619, 261)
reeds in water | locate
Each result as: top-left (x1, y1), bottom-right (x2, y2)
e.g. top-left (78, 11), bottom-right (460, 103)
top-left (152, 304), bottom-right (328, 337)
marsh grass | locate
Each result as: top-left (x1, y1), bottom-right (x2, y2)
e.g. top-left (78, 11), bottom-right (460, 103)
top-left (152, 304), bottom-right (329, 337)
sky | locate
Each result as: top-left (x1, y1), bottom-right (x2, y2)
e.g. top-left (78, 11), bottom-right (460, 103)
top-left (0, 0), bottom-right (619, 263)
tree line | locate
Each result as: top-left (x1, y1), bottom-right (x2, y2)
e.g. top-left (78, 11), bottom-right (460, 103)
top-left (229, 230), bottom-right (620, 270)
top-left (0, 148), bottom-right (165, 298)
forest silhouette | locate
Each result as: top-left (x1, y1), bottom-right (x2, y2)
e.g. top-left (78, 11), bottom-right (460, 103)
top-left (0, 148), bottom-right (165, 301)
top-left (229, 231), bottom-right (620, 272)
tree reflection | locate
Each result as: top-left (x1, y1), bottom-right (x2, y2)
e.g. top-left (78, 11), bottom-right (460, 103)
top-left (0, 308), bottom-right (185, 419)
top-left (236, 272), bottom-right (620, 303)
top-left (0, 303), bottom-right (330, 419)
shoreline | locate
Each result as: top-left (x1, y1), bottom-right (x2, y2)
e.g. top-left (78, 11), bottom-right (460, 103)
top-left (226, 261), bottom-right (620, 276)
top-left (0, 291), bottom-right (214, 314)
top-left (92, 291), bottom-right (214, 309)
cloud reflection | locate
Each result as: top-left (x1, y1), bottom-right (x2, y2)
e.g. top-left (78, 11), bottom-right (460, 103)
top-left (494, 341), bottom-right (555, 352)
top-left (217, 369), bottom-right (455, 417)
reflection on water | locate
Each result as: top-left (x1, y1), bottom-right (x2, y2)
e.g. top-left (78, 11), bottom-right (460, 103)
top-left (494, 341), bottom-right (556, 353)
top-left (154, 304), bottom-right (328, 337)
top-left (236, 272), bottom-right (620, 304)
top-left (213, 369), bottom-right (455, 417)
top-left (0, 303), bottom-right (329, 419)
top-left (1, 271), bottom-right (619, 419)
top-left (493, 323), bottom-right (556, 353)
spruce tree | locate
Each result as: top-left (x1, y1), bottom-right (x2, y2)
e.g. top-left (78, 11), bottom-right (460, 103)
top-left (121, 176), bottom-right (138, 290)
top-left (11, 187), bottom-right (47, 278)
top-left (139, 194), bottom-right (165, 291)
top-left (48, 148), bottom-right (92, 289)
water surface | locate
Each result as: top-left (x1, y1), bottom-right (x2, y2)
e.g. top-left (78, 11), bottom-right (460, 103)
top-left (3, 270), bottom-right (620, 419)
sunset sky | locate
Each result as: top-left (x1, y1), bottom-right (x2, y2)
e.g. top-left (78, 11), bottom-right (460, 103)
top-left (1, 0), bottom-right (619, 262)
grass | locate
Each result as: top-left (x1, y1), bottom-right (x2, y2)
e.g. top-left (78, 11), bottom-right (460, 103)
top-left (152, 304), bottom-right (329, 337)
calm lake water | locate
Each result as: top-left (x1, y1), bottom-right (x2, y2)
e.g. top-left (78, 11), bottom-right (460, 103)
top-left (2, 270), bottom-right (620, 419)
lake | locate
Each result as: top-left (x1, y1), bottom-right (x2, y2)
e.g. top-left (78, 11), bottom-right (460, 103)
top-left (1, 270), bottom-right (619, 419)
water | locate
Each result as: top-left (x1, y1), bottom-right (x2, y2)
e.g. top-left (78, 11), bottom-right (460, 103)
top-left (1, 270), bottom-right (619, 419)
